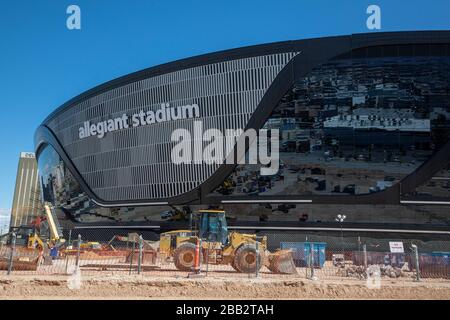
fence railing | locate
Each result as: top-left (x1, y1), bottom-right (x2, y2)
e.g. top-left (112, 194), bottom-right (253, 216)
top-left (1, 230), bottom-right (449, 282)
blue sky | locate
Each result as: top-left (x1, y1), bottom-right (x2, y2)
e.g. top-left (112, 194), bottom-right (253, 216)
top-left (0, 0), bottom-right (449, 227)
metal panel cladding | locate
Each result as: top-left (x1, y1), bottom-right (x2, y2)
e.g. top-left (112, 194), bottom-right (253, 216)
top-left (43, 52), bottom-right (298, 202)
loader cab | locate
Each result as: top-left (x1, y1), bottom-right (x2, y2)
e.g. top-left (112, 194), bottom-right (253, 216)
top-left (195, 210), bottom-right (228, 245)
top-left (10, 226), bottom-right (34, 246)
top-left (9, 226), bottom-right (45, 249)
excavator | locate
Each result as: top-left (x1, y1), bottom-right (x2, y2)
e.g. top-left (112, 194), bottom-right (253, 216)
top-left (0, 203), bottom-right (65, 270)
top-left (159, 209), bottom-right (297, 274)
top-left (31, 203), bottom-right (65, 249)
top-left (4, 203), bottom-right (65, 251)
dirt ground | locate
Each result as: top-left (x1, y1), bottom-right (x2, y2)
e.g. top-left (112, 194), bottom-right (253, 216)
top-left (0, 274), bottom-right (449, 300)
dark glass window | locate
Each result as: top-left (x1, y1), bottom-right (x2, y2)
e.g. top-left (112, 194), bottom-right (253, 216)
top-left (403, 164), bottom-right (450, 201)
top-left (37, 145), bottom-right (167, 223)
top-left (38, 145), bottom-right (87, 211)
top-left (211, 55), bottom-right (450, 199)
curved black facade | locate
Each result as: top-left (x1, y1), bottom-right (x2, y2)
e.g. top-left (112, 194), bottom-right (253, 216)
top-left (35, 31), bottom-right (450, 224)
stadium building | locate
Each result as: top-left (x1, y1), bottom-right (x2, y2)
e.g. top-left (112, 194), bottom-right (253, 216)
top-left (34, 31), bottom-right (450, 227)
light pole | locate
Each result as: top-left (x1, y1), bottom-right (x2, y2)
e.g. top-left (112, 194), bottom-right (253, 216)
top-left (335, 214), bottom-right (346, 256)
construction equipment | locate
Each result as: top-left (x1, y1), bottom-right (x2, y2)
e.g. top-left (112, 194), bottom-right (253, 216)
top-left (159, 209), bottom-right (297, 274)
top-left (95, 233), bottom-right (158, 264)
top-left (216, 178), bottom-right (234, 195)
top-left (5, 203), bottom-right (65, 251)
top-left (42, 203), bottom-right (64, 243)
top-left (0, 227), bottom-right (47, 271)
top-left (105, 235), bottom-right (129, 250)
top-left (29, 203), bottom-right (65, 249)
top-left (161, 206), bottom-right (192, 222)
top-left (80, 242), bottom-right (102, 250)
top-left (1, 226), bottom-right (42, 249)
top-left (0, 251), bottom-right (41, 271)
top-left (105, 233), bottom-right (159, 252)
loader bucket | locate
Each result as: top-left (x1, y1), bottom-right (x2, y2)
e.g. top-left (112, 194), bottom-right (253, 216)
top-left (266, 250), bottom-right (297, 274)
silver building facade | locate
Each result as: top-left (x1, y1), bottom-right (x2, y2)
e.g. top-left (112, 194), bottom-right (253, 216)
top-left (39, 52), bottom-right (297, 203)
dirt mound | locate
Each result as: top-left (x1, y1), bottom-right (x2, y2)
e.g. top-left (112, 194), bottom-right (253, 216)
top-left (0, 274), bottom-right (449, 300)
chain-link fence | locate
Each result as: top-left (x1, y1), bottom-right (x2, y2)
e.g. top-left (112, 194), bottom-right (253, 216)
top-left (1, 228), bottom-right (449, 283)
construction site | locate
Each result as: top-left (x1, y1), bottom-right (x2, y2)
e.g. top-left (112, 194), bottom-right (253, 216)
top-left (1, 206), bottom-right (449, 300)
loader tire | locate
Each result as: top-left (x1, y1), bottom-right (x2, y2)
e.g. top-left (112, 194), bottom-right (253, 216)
top-left (230, 259), bottom-right (241, 272)
top-left (173, 242), bottom-right (200, 271)
top-left (233, 244), bottom-right (262, 274)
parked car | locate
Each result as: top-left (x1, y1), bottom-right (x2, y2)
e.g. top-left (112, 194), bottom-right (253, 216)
top-left (160, 210), bottom-right (175, 220)
top-left (342, 184), bottom-right (356, 195)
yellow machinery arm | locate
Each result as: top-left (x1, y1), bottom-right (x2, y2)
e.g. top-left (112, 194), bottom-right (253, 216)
top-left (44, 203), bottom-right (61, 242)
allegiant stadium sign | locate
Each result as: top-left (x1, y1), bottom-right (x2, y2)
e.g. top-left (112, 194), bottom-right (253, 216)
top-left (78, 103), bottom-right (200, 139)
top-left (77, 102), bottom-right (280, 175)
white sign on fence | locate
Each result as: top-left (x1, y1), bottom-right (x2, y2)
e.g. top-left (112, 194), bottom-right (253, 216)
top-left (389, 242), bottom-right (404, 253)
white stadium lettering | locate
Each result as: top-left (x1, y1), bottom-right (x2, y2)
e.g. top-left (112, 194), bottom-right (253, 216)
top-left (78, 103), bottom-right (200, 139)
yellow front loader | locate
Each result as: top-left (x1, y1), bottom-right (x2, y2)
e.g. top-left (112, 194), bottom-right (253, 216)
top-left (159, 210), bottom-right (296, 274)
